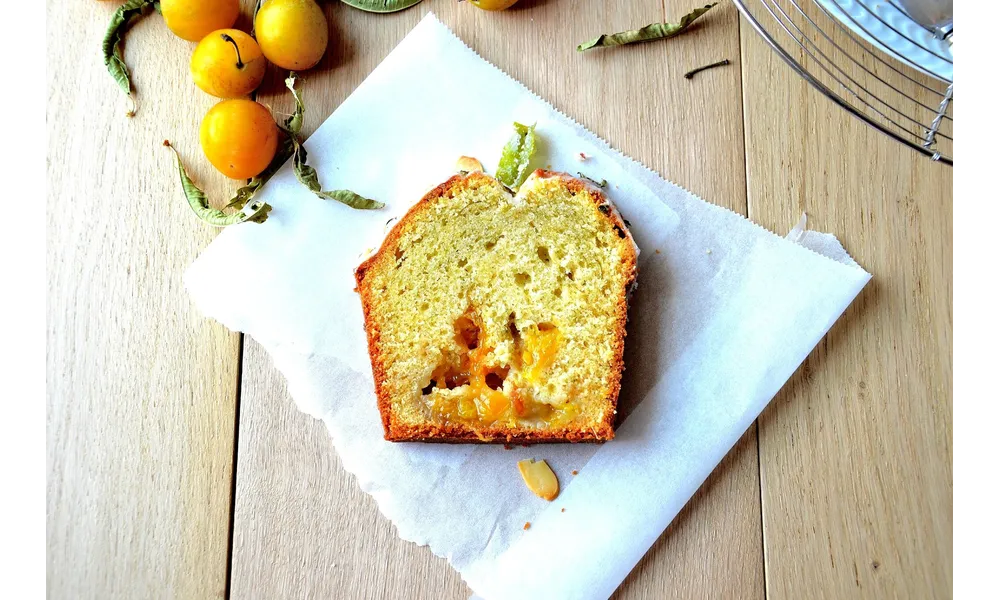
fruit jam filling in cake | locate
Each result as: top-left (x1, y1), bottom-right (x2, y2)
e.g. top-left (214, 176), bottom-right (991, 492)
top-left (420, 309), bottom-right (579, 429)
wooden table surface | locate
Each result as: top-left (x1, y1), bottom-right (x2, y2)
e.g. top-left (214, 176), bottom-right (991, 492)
top-left (46, 1), bottom-right (952, 598)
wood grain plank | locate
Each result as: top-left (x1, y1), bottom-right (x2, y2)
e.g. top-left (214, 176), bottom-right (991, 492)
top-left (231, 1), bottom-right (763, 598)
top-left (612, 428), bottom-right (763, 600)
top-left (229, 340), bottom-right (469, 599)
top-left (738, 4), bottom-right (953, 597)
top-left (45, 1), bottom-right (259, 597)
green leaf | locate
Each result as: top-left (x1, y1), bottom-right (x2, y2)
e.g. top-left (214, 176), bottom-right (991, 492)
top-left (102, 0), bottom-right (156, 116)
top-left (289, 140), bottom-right (383, 209)
top-left (577, 3), bottom-right (717, 51)
top-left (318, 189), bottom-right (385, 209)
top-left (165, 143), bottom-right (272, 226)
top-left (282, 73), bottom-right (305, 136)
top-left (495, 122), bottom-right (537, 189)
top-left (291, 142), bottom-right (322, 192)
top-left (283, 75), bottom-right (384, 210)
top-left (225, 136), bottom-right (295, 209)
top-left (224, 179), bottom-right (263, 210)
top-left (340, 0), bottom-right (424, 13)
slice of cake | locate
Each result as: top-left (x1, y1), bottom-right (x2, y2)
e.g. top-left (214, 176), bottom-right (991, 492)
top-left (355, 168), bottom-right (638, 442)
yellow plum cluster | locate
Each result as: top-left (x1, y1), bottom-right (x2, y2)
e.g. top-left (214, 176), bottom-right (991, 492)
top-left (160, 0), bottom-right (330, 179)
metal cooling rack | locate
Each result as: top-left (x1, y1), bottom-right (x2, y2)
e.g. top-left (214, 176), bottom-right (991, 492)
top-left (732, 0), bottom-right (954, 165)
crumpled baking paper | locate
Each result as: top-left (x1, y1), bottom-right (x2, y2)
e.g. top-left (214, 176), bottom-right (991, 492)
top-left (185, 13), bottom-right (871, 600)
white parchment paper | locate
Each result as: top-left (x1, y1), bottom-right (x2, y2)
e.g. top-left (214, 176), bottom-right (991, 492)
top-left (185, 14), bottom-right (871, 600)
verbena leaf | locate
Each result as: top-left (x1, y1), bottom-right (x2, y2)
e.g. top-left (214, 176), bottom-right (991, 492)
top-left (102, 0), bottom-right (156, 116)
top-left (577, 3), bottom-right (717, 51)
top-left (340, 0), bottom-right (424, 13)
top-left (166, 143), bottom-right (272, 226)
top-left (319, 189), bottom-right (385, 209)
top-left (224, 179), bottom-right (263, 210)
top-left (495, 122), bottom-right (537, 189)
top-left (283, 75), bottom-right (384, 210)
top-left (292, 142), bottom-right (321, 192)
top-left (226, 136), bottom-right (295, 209)
top-left (282, 73), bottom-right (305, 137)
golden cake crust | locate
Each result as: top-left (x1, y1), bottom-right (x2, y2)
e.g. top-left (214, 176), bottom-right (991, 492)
top-left (355, 170), bottom-right (637, 443)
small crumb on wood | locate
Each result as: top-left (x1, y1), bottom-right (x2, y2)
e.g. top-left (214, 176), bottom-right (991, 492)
top-left (571, 470), bottom-right (579, 475)
top-left (523, 522), bottom-right (531, 530)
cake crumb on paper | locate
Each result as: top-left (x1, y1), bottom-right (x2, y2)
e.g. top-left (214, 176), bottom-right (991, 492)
top-left (523, 522), bottom-right (531, 530)
top-left (571, 470), bottom-right (579, 476)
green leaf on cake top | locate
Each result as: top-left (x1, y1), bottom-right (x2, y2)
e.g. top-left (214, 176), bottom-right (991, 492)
top-left (496, 122), bottom-right (537, 189)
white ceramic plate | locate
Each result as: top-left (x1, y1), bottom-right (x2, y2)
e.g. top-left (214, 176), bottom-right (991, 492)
top-left (816, 0), bottom-right (953, 83)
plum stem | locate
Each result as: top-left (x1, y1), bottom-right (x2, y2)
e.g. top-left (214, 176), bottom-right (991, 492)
top-left (221, 33), bottom-right (244, 69)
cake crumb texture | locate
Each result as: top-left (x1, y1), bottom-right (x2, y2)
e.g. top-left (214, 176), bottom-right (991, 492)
top-left (355, 170), bottom-right (637, 443)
